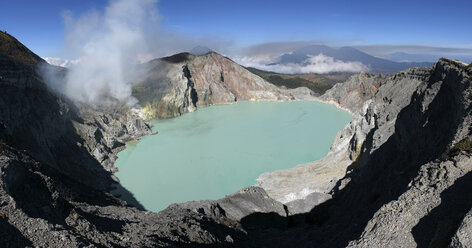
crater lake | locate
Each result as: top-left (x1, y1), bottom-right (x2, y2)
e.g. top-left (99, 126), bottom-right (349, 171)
top-left (113, 101), bottom-right (352, 211)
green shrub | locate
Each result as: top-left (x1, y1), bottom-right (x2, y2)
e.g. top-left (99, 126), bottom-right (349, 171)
top-left (265, 75), bottom-right (333, 94)
top-left (449, 138), bottom-right (472, 156)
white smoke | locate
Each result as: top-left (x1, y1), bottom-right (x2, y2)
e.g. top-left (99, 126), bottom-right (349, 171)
top-left (235, 54), bottom-right (369, 74)
top-left (54, 0), bottom-right (160, 104)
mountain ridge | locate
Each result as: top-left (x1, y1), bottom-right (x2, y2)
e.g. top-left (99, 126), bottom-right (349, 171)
top-left (132, 50), bottom-right (315, 119)
top-left (0, 31), bottom-right (45, 66)
top-left (276, 44), bottom-right (433, 73)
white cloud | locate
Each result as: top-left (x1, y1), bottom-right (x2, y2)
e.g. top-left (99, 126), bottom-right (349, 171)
top-left (235, 54), bottom-right (369, 74)
top-left (43, 57), bottom-right (80, 67)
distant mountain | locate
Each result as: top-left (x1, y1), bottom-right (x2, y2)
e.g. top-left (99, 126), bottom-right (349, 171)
top-left (43, 57), bottom-right (80, 67)
top-left (189, 46), bottom-right (213, 56)
top-left (277, 45), bottom-right (433, 73)
top-left (386, 52), bottom-right (472, 64)
top-left (384, 52), bottom-right (439, 62)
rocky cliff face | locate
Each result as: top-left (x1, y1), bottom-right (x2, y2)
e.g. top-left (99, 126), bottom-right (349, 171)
top-left (257, 59), bottom-right (472, 247)
top-left (1, 31), bottom-right (471, 247)
top-left (0, 32), bottom-right (153, 189)
top-left (133, 52), bottom-right (313, 119)
top-left (71, 103), bottom-right (153, 173)
top-left (336, 59), bottom-right (472, 248)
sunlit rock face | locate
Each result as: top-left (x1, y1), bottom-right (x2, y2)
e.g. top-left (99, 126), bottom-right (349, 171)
top-left (132, 52), bottom-right (313, 119)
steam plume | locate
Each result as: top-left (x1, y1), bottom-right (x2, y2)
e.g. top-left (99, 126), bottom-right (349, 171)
top-left (56, 0), bottom-right (159, 104)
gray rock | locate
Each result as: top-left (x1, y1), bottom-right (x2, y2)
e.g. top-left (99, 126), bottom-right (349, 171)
top-left (285, 192), bottom-right (331, 216)
top-left (450, 209), bottom-right (472, 248)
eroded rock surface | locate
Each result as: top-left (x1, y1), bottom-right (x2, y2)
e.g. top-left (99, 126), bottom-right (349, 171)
top-left (133, 52), bottom-right (314, 119)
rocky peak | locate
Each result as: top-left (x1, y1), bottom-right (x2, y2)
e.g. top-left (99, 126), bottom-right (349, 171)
top-left (133, 51), bottom-right (312, 119)
top-left (0, 31), bottom-right (45, 66)
top-left (159, 52), bottom-right (194, 64)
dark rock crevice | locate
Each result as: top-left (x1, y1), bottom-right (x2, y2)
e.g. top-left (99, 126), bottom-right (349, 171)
top-left (183, 64), bottom-right (199, 108)
top-left (412, 170), bottom-right (472, 247)
top-left (0, 220), bottom-right (33, 248)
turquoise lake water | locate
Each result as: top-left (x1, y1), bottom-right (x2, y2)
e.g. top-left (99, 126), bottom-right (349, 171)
top-left (114, 101), bottom-right (351, 211)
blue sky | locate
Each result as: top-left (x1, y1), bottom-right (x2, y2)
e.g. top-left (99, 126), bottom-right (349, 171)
top-left (1, 0), bottom-right (471, 59)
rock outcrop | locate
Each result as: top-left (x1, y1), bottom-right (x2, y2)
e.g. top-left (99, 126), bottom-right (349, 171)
top-left (71, 103), bottom-right (153, 173)
top-left (0, 32), bottom-right (153, 189)
top-left (133, 52), bottom-right (314, 119)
